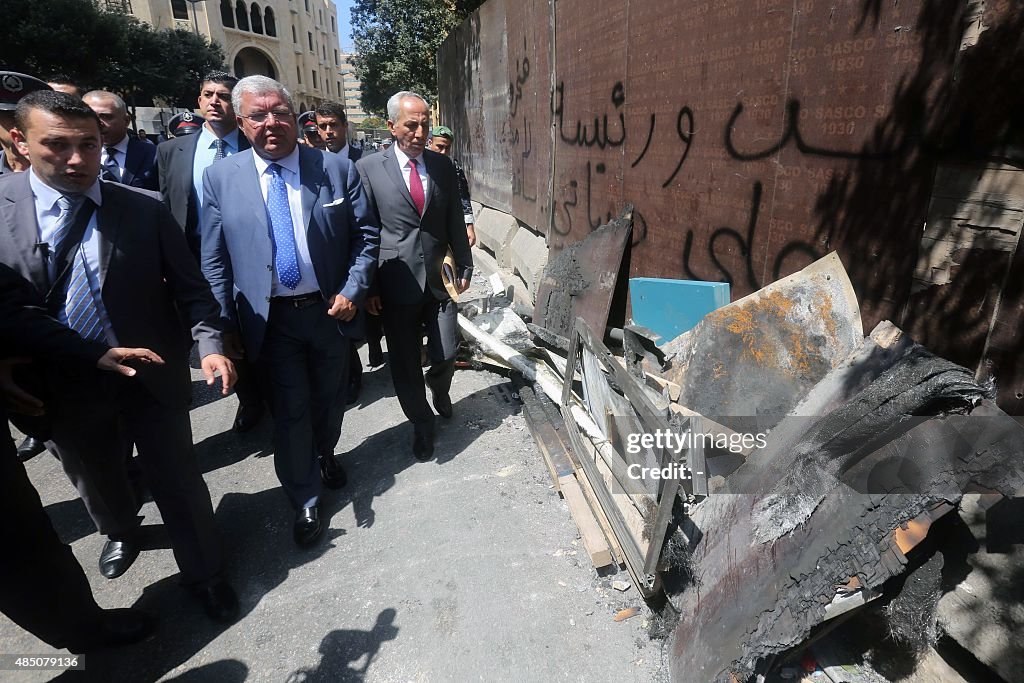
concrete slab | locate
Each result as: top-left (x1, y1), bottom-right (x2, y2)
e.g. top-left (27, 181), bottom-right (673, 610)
top-left (509, 226), bottom-right (548, 301)
top-left (474, 207), bottom-right (520, 268)
top-left (2, 271), bottom-right (665, 683)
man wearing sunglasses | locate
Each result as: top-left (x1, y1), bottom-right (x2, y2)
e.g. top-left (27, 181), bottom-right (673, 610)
top-left (201, 76), bottom-right (379, 547)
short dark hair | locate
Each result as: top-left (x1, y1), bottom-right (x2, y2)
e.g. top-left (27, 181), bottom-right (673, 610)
top-left (315, 101), bottom-right (347, 125)
top-left (15, 90), bottom-right (100, 132)
top-left (201, 71), bottom-right (238, 90)
top-left (46, 73), bottom-right (80, 88)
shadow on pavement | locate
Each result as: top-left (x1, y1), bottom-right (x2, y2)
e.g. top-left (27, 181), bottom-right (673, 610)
top-left (285, 608), bottom-right (399, 682)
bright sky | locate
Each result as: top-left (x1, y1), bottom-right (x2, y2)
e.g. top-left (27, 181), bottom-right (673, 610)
top-left (332, 0), bottom-right (355, 52)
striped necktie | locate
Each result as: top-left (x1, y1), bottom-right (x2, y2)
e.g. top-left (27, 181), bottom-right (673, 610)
top-left (53, 196), bottom-right (105, 341)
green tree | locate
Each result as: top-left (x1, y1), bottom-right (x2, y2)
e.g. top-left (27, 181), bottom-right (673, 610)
top-left (350, 0), bottom-right (486, 116)
top-left (358, 116), bottom-right (387, 129)
top-left (1, 0), bottom-right (224, 107)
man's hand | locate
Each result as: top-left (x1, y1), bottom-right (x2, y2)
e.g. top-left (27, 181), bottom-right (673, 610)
top-left (466, 224), bottom-right (477, 247)
top-left (0, 357), bottom-right (43, 416)
top-left (456, 278), bottom-right (471, 294)
top-left (97, 347), bottom-right (164, 376)
top-left (327, 294), bottom-right (357, 321)
top-left (201, 353), bottom-right (236, 395)
top-left (366, 295), bottom-right (383, 316)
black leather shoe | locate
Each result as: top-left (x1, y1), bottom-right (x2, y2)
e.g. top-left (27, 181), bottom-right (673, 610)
top-left (232, 402), bottom-right (264, 433)
top-left (367, 342), bottom-right (384, 368)
top-left (412, 429), bottom-right (435, 462)
top-left (98, 538), bottom-right (141, 579)
top-left (192, 580), bottom-right (240, 623)
top-left (430, 388), bottom-right (453, 419)
top-left (68, 608), bottom-right (156, 653)
top-left (16, 436), bottom-right (46, 462)
top-left (294, 504), bottom-right (323, 547)
top-left (320, 454), bottom-right (347, 490)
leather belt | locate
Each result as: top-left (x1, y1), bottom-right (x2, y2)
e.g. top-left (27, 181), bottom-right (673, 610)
top-left (270, 292), bottom-right (322, 308)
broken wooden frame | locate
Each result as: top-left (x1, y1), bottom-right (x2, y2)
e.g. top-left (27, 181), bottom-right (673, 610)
top-left (560, 317), bottom-right (707, 594)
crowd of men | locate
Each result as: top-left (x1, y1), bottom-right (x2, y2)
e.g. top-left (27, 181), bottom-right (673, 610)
top-left (0, 69), bottom-right (475, 653)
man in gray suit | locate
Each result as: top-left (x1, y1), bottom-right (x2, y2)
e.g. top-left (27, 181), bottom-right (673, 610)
top-left (201, 76), bottom-right (379, 547)
top-left (158, 71), bottom-right (265, 434)
top-left (356, 91), bottom-right (473, 461)
top-left (1, 90), bottom-right (240, 622)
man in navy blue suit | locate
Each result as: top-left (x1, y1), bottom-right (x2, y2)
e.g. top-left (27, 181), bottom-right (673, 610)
top-left (201, 76), bottom-right (379, 547)
top-left (83, 90), bottom-right (158, 191)
top-left (315, 101), bottom-right (382, 400)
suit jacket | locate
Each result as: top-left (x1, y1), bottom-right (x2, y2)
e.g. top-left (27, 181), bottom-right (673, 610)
top-left (120, 137), bottom-right (159, 191)
top-left (200, 145), bottom-right (380, 361)
top-left (0, 262), bottom-right (107, 365)
top-left (356, 147), bottom-right (473, 306)
top-left (0, 171), bottom-right (225, 408)
top-left (157, 130), bottom-right (252, 253)
top-left (346, 146), bottom-right (363, 163)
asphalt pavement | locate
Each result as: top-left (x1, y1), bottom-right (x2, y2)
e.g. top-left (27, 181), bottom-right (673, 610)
top-left (3, 273), bottom-right (667, 682)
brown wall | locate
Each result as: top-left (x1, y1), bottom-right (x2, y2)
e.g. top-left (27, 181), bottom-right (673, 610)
top-left (438, 0), bottom-right (1024, 412)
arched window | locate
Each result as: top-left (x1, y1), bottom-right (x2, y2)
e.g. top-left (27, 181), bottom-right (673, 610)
top-left (264, 7), bottom-right (276, 36)
top-left (250, 3), bottom-right (263, 34)
top-left (235, 1), bottom-right (249, 31)
top-left (221, 0), bottom-right (234, 28)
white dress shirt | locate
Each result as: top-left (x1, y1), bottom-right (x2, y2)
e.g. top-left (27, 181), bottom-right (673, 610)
top-left (392, 145), bottom-right (429, 214)
top-left (252, 147), bottom-right (321, 297)
top-left (30, 170), bottom-right (118, 345)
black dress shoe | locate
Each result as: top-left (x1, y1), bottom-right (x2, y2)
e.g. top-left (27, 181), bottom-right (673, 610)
top-left (68, 608), bottom-right (156, 653)
top-left (367, 342), bottom-right (384, 368)
top-left (192, 580), bottom-right (240, 623)
top-left (320, 454), bottom-right (347, 490)
top-left (430, 388), bottom-right (453, 419)
top-left (412, 429), bottom-right (435, 461)
top-left (16, 436), bottom-right (46, 462)
top-left (232, 402), bottom-right (264, 433)
top-left (98, 538), bottom-right (141, 579)
top-left (294, 504), bottom-right (323, 547)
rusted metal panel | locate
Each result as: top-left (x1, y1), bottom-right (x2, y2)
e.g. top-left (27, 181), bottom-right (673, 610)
top-left (504, 0), bottom-right (552, 233)
top-left (439, 0), bottom-right (1024, 413)
top-left (534, 209), bottom-right (632, 343)
top-left (549, 0), bottom-right (628, 252)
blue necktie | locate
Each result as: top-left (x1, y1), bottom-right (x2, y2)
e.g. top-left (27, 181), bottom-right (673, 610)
top-left (53, 196), bottom-right (105, 341)
top-left (266, 163), bottom-right (301, 289)
top-left (102, 146), bottom-right (120, 182)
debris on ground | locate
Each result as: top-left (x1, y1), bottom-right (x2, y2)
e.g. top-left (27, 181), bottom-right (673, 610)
top-left (461, 246), bottom-right (1024, 682)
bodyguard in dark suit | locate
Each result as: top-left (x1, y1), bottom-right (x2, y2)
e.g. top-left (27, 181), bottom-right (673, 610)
top-left (315, 101), bottom-right (380, 399)
top-left (2, 90), bottom-right (240, 622)
top-left (0, 262), bottom-right (160, 652)
top-left (158, 72), bottom-right (264, 433)
top-left (201, 76), bottom-right (379, 547)
top-left (83, 90), bottom-right (159, 191)
top-left (356, 91), bottom-right (473, 461)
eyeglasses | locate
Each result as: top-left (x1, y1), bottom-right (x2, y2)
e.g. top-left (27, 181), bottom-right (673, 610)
top-left (239, 110), bottom-right (295, 125)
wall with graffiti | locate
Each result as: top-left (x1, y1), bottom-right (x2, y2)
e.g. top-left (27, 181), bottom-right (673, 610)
top-left (437, 0), bottom-right (1024, 413)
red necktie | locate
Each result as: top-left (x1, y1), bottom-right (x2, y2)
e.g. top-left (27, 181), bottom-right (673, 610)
top-left (408, 158), bottom-right (425, 216)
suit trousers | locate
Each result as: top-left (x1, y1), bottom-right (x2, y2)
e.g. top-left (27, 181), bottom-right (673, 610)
top-left (258, 298), bottom-right (350, 510)
top-left (46, 370), bottom-right (224, 585)
top-left (381, 291), bottom-right (459, 430)
top-left (0, 426), bottom-right (104, 650)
